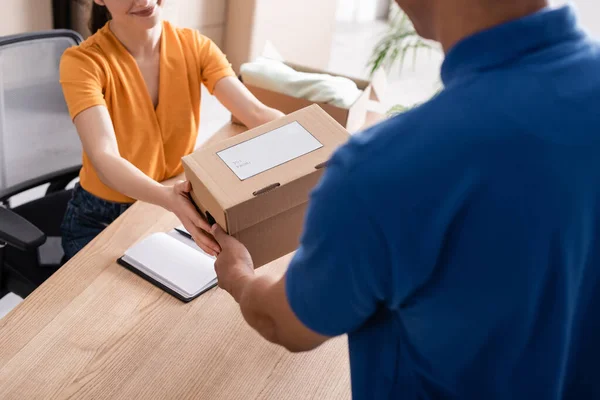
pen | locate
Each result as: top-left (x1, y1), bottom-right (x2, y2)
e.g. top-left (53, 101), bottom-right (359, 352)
top-left (174, 227), bottom-right (192, 240)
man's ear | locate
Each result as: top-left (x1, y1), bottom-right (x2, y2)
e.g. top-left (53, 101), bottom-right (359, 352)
top-left (93, 0), bottom-right (106, 6)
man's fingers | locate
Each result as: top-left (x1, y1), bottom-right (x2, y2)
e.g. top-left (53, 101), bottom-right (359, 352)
top-left (185, 223), bottom-right (221, 255)
top-left (211, 223), bottom-right (226, 240)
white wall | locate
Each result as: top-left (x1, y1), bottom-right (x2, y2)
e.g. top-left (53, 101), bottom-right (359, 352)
top-left (0, 0), bottom-right (53, 36)
top-left (336, 0), bottom-right (390, 22)
top-left (571, 0), bottom-right (600, 38)
top-left (551, 0), bottom-right (600, 37)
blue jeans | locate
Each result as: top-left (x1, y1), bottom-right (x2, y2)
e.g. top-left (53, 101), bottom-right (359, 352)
top-left (61, 184), bottom-right (132, 261)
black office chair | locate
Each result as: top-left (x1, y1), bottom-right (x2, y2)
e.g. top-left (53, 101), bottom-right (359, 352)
top-left (0, 30), bottom-right (83, 299)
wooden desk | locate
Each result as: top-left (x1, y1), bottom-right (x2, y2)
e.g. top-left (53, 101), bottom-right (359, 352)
top-left (0, 114), bottom-right (384, 399)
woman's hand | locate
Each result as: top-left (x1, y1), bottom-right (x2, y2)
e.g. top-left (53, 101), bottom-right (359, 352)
top-left (161, 181), bottom-right (221, 256)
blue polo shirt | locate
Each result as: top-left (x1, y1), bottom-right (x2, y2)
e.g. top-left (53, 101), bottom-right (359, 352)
top-left (286, 6), bottom-right (600, 399)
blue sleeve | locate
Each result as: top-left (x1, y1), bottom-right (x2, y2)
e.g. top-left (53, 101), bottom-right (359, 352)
top-left (285, 161), bottom-right (390, 337)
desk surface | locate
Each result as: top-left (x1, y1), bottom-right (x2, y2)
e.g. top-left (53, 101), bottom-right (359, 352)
top-left (0, 114), bottom-right (383, 399)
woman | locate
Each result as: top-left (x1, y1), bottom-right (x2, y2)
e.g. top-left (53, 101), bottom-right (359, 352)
top-left (60, 0), bottom-right (284, 261)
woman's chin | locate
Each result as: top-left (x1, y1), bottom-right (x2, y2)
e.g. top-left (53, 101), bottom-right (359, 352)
top-left (133, 14), bottom-right (162, 30)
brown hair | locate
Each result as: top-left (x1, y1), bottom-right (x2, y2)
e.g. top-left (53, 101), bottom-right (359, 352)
top-left (89, 3), bottom-right (111, 35)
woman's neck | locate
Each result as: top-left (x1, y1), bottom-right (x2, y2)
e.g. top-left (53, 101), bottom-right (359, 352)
top-left (109, 20), bottom-right (162, 59)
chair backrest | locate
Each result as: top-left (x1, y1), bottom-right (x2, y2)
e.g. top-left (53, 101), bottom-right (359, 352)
top-left (0, 30), bottom-right (83, 199)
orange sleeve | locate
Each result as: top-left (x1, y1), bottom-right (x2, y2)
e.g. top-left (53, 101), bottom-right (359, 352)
top-left (194, 32), bottom-right (235, 94)
top-left (59, 47), bottom-right (107, 120)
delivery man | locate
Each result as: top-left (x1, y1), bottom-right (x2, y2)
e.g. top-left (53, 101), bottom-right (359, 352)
top-left (210, 0), bottom-right (600, 398)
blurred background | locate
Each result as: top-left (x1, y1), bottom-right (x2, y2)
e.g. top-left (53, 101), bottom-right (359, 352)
top-left (2, 0), bottom-right (596, 114)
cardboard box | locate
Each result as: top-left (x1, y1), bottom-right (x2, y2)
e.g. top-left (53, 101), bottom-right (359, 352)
top-left (225, 0), bottom-right (338, 72)
top-left (182, 105), bottom-right (350, 267)
top-left (232, 61), bottom-right (386, 133)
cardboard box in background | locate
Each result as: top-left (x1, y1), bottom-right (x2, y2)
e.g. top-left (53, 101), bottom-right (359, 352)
top-left (225, 0), bottom-right (338, 73)
top-left (232, 62), bottom-right (387, 133)
top-left (1, 0), bottom-right (52, 36)
top-left (183, 105), bottom-right (350, 267)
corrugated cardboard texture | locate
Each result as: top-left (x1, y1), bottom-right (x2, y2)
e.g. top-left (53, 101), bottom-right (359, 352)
top-left (182, 158), bottom-right (227, 229)
top-left (234, 202), bottom-right (308, 268)
top-left (183, 105), bottom-right (350, 266)
top-left (226, 168), bottom-right (324, 234)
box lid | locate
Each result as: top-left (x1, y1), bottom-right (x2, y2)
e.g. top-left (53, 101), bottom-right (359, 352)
top-left (182, 105), bottom-right (350, 234)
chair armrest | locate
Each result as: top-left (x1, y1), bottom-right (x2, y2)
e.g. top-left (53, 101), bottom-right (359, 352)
top-left (0, 208), bottom-right (46, 251)
top-left (0, 165), bottom-right (81, 203)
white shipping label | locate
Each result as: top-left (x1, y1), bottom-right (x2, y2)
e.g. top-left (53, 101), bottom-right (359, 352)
top-left (217, 121), bottom-right (323, 180)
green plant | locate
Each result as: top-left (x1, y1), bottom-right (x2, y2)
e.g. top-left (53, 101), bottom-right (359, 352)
top-left (385, 104), bottom-right (411, 117)
top-left (368, 4), bottom-right (442, 116)
top-left (367, 4), bottom-right (436, 76)
top-left (384, 86), bottom-right (444, 117)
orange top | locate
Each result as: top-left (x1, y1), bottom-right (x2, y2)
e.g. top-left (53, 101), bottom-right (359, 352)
top-left (59, 21), bottom-right (235, 203)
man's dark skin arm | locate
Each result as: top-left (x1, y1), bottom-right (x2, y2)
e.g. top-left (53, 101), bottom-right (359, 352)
top-left (211, 225), bottom-right (330, 352)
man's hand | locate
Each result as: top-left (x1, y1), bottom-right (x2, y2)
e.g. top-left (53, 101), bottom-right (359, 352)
top-left (211, 224), bottom-right (331, 352)
top-left (163, 181), bottom-right (221, 256)
top-left (211, 224), bottom-right (255, 301)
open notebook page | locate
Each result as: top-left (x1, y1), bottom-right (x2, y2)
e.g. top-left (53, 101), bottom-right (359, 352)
top-left (122, 233), bottom-right (217, 298)
top-left (167, 226), bottom-right (215, 255)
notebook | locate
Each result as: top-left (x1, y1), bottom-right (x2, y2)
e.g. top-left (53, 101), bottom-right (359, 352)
top-left (117, 227), bottom-right (217, 302)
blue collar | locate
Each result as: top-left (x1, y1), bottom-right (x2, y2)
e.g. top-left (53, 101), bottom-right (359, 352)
top-left (441, 6), bottom-right (586, 86)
